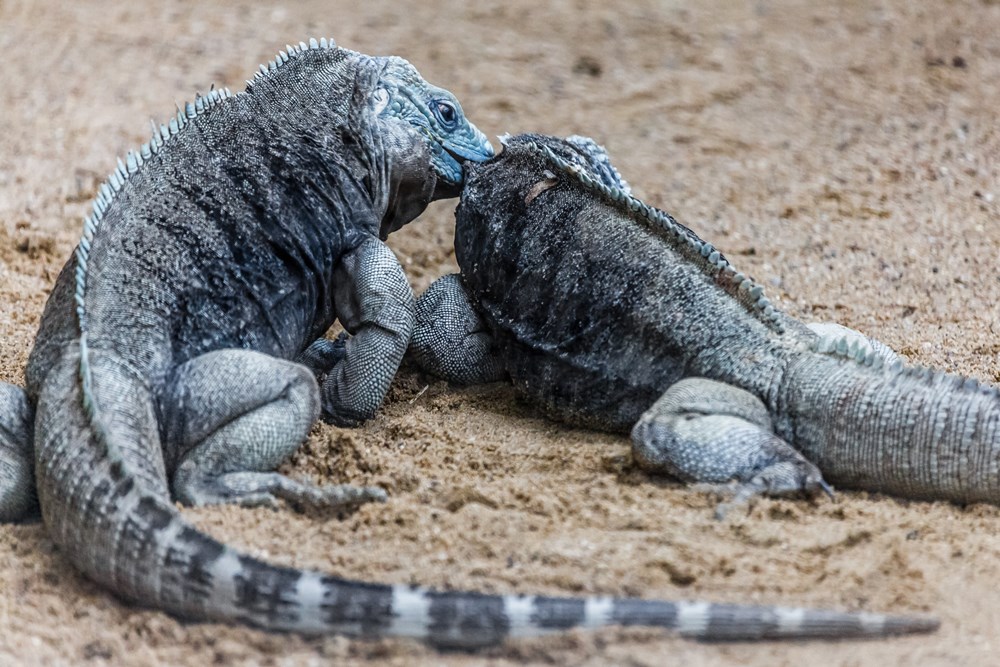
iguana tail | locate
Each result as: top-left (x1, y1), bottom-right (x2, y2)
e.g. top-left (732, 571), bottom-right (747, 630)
top-left (33, 349), bottom-right (936, 648)
top-left (783, 336), bottom-right (1000, 503)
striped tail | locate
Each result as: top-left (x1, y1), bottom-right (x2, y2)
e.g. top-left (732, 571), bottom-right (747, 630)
top-left (32, 354), bottom-right (936, 649)
top-left (39, 478), bottom-right (942, 648)
top-left (396, 593), bottom-right (938, 647)
top-left (37, 461), bottom-right (940, 648)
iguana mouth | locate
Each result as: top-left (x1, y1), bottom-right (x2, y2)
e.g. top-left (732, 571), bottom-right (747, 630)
top-left (443, 145), bottom-right (465, 165)
top-left (437, 133), bottom-right (494, 184)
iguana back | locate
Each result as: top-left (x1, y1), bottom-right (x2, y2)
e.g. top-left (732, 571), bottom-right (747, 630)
top-left (455, 139), bottom-right (813, 432)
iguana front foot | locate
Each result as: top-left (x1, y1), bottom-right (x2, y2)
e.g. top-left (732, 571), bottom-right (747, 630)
top-left (410, 273), bottom-right (506, 385)
top-left (0, 382), bottom-right (36, 521)
top-left (296, 333), bottom-right (348, 379)
top-left (631, 377), bottom-right (832, 518)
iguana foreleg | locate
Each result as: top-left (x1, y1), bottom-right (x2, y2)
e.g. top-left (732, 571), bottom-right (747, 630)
top-left (0, 382), bottom-right (35, 520)
top-left (323, 236), bottom-right (416, 426)
top-left (411, 273), bottom-right (505, 385)
top-left (166, 349), bottom-right (385, 509)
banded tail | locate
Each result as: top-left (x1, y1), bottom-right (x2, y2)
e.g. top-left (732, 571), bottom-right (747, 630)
top-left (35, 469), bottom-right (942, 647)
top-left (32, 354), bottom-right (936, 649)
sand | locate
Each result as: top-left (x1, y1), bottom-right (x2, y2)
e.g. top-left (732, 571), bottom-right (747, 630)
top-left (2, 1), bottom-right (1000, 664)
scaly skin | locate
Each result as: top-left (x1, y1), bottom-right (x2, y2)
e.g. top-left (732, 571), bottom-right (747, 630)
top-left (0, 50), bottom-right (938, 648)
top-left (412, 132), bottom-right (1000, 511)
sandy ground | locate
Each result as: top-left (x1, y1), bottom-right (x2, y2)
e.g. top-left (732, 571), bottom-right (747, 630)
top-left (3, 0), bottom-right (1000, 664)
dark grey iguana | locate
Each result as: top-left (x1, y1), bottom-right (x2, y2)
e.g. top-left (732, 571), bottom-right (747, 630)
top-left (411, 132), bottom-right (1000, 515)
top-left (0, 43), bottom-right (936, 648)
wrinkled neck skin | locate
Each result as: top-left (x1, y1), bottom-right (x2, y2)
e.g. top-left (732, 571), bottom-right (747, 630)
top-left (370, 117), bottom-right (441, 240)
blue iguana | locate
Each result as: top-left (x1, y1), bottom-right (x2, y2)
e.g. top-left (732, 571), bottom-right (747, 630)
top-left (0, 51), bottom-right (935, 648)
top-left (412, 132), bottom-right (1000, 517)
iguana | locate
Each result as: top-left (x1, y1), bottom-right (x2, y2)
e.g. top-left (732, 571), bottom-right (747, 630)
top-left (0, 43), bottom-right (937, 648)
top-left (411, 132), bottom-right (1000, 515)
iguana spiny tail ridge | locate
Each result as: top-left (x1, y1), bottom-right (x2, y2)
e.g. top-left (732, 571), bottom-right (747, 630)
top-left (784, 336), bottom-right (1000, 503)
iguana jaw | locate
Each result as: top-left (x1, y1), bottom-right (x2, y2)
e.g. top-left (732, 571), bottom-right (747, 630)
top-left (422, 123), bottom-right (493, 188)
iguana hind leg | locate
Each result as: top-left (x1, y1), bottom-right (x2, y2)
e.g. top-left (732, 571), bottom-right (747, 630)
top-left (410, 273), bottom-right (505, 384)
top-left (166, 349), bottom-right (385, 510)
top-left (0, 382), bottom-right (36, 521)
top-left (631, 377), bottom-right (830, 519)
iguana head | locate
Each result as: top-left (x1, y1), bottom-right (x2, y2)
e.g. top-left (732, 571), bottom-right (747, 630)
top-left (498, 133), bottom-right (630, 194)
top-left (374, 57), bottom-right (493, 193)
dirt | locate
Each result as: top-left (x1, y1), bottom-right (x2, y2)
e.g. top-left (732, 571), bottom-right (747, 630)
top-left (3, 0), bottom-right (1000, 665)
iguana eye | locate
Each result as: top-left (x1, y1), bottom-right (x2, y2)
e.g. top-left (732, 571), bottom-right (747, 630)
top-left (435, 100), bottom-right (458, 127)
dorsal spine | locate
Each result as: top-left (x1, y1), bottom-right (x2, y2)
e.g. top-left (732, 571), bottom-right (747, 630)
top-left (813, 332), bottom-right (1000, 397)
top-left (72, 37), bottom-right (337, 464)
top-left (530, 141), bottom-right (785, 334)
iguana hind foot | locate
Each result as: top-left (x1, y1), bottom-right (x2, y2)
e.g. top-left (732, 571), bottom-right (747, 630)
top-left (175, 469), bottom-right (386, 511)
top-left (167, 349), bottom-right (385, 510)
top-left (631, 378), bottom-right (832, 518)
